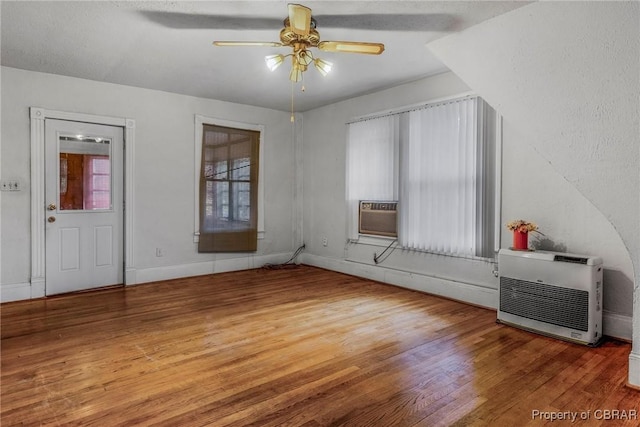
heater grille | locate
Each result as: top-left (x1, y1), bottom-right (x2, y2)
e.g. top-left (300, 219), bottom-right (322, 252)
top-left (499, 277), bottom-right (589, 332)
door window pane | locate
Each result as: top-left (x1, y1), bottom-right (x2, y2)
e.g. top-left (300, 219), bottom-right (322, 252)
top-left (59, 135), bottom-right (112, 211)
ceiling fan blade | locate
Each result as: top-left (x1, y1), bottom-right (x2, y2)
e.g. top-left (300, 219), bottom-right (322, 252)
top-left (138, 11), bottom-right (456, 32)
top-left (139, 11), bottom-right (282, 30)
top-left (213, 41), bottom-right (283, 47)
top-left (314, 14), bottom-right (457, 32)
top-left (318, 41), bottom-right (385, 55)
top-left (288, 3), bottom-right (312, 36)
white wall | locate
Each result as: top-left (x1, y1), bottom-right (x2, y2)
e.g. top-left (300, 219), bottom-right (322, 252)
top-left (1, 67), bottom-right (298, 299)
top-left (428, 1), bottom-right (639, 385)
top-left (301, 64), bottom-right (633, 340)
top-left (502, 121), bottom-right (634, 319)
top-left (301, 72), bottom-right (502, 307)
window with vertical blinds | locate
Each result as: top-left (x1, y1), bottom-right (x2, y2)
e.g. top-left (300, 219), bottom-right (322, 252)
top-left (346, 115), bottom-right (400, 239)
top-left (198, 124), bottom-right (259, 252)
top-left (346, 96), bottom-right (498, 258)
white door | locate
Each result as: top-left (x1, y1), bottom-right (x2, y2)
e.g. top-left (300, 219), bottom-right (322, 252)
top-left (45, 119), bottom-right (124, 295)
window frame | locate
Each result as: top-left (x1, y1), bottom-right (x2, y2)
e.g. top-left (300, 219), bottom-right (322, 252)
top-left (194, 115), bottom-right (265, 244)
top-left (345, 94), bottom-right (502, 260)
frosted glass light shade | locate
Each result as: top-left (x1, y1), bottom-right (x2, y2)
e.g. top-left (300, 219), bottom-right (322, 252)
top-left (296, 50), bottom-right (313, 66)
top-left (265, 54), bottom-right (285, 71)
top-left (314, 58), bottom-right (333, 76)
top-left (289, 66), bottom-right (303, 82)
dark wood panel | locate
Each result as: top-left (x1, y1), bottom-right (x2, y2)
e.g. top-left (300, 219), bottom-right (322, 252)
top-left (1, 266), bottom-right (636, 426)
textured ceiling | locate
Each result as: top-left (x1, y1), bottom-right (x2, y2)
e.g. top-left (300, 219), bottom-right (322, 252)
top-left (1, 1), bottom-right (530, 112)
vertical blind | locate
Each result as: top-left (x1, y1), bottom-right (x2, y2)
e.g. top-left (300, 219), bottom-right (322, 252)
top-left (346, 115), bottom-right (400, 240)
top-left (346, 96), bottom-right (496, 258)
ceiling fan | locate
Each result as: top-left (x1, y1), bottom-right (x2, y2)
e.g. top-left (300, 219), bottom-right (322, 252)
top-left (213, 3), bottom-right (385, 83)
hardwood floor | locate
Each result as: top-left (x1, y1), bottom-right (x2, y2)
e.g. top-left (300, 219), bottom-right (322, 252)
top-left (1, 265), bottom-right (637, 426)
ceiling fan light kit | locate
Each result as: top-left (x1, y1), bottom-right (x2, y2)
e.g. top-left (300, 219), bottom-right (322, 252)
top-left (289, 61), bottom-right (304, 83)
top-left (265, 54), bottom-right (285, 71)
top-left (213, 3), bottom-right (384, 84)
top-left (314, 58), bottom-right (332, 76)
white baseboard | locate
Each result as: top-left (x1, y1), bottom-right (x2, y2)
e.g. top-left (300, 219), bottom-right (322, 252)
top-left (1, 252), bottom-right (294, 302)
top-left (602, 311), bottom-right (633, 341)
top-left (125, 268), bottom-right (137, 285)
top-left (0, 282), bottom-right (32, 303)
top-left (30, 277), bottom-right (45, 299)
top-left (629, 352), bottom-right (640, 388)
top-left (300, 254), bottom-right (634, 341)
top-left (132, 252), bottom-right (294, 285)
top-left (301, 253), bottom-right (498, 309)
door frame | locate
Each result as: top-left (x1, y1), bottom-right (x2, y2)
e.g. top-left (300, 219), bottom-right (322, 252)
top-left (30, 107), bottom-right (136, 297)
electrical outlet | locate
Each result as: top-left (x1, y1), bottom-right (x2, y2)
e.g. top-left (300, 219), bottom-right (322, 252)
top-left (322, 237), bottom-right (328, 247)
top-left (155, 247), bottom-right (164, 257)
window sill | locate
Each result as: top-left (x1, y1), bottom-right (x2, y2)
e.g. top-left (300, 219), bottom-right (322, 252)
top-left (349, 235), bottom-right (398, 247)
top-left (348, 236), bottom-right (496, 263)
top-left (193, 231), bottom-right (265, 243)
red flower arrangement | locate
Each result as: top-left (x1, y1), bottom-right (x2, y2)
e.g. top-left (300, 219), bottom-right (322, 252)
top-left (506, 220), bottom-right (538, 233)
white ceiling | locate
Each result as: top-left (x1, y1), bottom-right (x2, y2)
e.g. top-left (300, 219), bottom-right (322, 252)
top-left (0, 1), bottom-right (530, 112)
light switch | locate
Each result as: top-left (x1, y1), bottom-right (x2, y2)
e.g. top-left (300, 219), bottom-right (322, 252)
top-left (0, 180), bottom-right (21, 191)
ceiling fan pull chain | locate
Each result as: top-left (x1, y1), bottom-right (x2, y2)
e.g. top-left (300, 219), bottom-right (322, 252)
top-left (291, 81), bottom-right (295, 123)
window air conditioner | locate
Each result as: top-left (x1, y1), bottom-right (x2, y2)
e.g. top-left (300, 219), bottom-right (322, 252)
top-left (358, 201), bottom-right (398, 238)
top-left (497, 248), bottom-right (603, 346)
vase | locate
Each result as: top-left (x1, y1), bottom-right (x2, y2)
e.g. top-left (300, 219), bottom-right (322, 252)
top-left (513, 231), bottom-right (529, 250)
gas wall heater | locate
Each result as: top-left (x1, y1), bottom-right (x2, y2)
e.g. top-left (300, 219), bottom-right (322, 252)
top-left (358, 201), bottom-right (398, 237)
top-left (497, 248), bottom-right (603, 346)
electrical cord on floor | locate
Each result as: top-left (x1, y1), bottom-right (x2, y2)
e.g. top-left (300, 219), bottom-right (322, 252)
top-left (262, 244), bottom-right (306, 269)
top-left (374, 239), bottom-right (398, 265)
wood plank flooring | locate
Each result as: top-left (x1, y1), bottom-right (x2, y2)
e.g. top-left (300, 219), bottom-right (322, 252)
top-left (1, 265), bottom-right (637, 426)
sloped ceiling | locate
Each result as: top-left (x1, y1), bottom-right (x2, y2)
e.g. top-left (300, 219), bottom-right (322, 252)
top-left (1, 1), bottom-right (529, 112)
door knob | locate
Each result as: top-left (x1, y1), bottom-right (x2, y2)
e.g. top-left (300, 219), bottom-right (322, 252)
top-left (47, 216), bottom-right (56, 223)
top-left (47, 203), bottom-right (56, 211)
